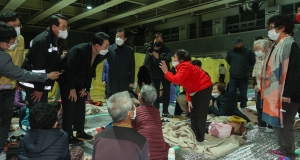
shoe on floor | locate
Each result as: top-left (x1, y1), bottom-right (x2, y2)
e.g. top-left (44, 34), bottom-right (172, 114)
top-left (162, 113), bottom-right (173, 118)
top-left (265, 128), bottom-right (274, 133)
top-left (161, 119), bottom-right (170, 123)
top-left (69, 136), bottom-right (83, 145)
top-left (181, 112), bottom-right (187, 117)
top-left (274, 155), bottom-right (289, 160)
top-left (253, 125), bottom-right (265, 129)
top-left (76, 131), bottom-right (93, 140)
top-left (269, 149), bottom-right (284, 156)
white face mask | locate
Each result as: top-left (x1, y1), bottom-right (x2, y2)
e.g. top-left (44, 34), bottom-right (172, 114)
top-left (255, 50), bottom-right (264, 57)
top-left (15, 27), bottom-right (21, 36)
top-left (130, 105), bottom-right (136, 120)
top-left (268, 29), bottom-right (281, 41)
top-left (58, 29), bottom-right (68, 39)
top-left (115, 37), bottom-right (124, 46)
top-left (211, 92), bottom-right (219, 98)
top-left (8, 42), bottom-right (17, 51)
top-left (172, 61), bottom-right (179, 67)
top-left (99, 49), bottom-right (108, 55)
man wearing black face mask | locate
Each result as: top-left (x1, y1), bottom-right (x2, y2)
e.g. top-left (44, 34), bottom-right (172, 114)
top-left (144, 32), bottom-right (172, 118)
top-left (225, 37), bottom-right (255, 111)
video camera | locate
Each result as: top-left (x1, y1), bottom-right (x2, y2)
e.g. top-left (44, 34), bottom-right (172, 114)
top-left (144, 42), bottom-right (157, 53)
top-left (144, 41), bottom-right (154, 48)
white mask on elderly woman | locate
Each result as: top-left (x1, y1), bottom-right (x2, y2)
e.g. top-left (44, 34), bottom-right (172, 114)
top-left (129, 105), bottom-right (136, 120)
top-left (255, 50), bottom-right (264, 57)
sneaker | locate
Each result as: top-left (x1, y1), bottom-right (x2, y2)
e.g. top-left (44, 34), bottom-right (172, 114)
top-left (269, 149), bottom-right (284, 156)
top-left (253, 125), bottom-right (265, 129)
top-left (265, 128), bottom-right (274, 133)
top-left (181, 112), bottom-right (187, 117)
top-left (162, 113), bottom-right (173, 118)
top-left (69, 136), bottom-right (83, 145)
top-left (76, 131), bottom-right (93, 140)
top-left (161, 118), bottom-right (170, 123)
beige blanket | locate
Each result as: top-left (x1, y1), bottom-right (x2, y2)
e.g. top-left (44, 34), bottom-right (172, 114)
top-left (162, 122), bottom-right (245, 158)
top-left (162, 122), bottom-right (197, 150)
top-left (196, 134), bottom-right (245, 158)
top-left (206, 115), bottom-right (229, 123)
top-left (85, 104), bottom-right (101, 115)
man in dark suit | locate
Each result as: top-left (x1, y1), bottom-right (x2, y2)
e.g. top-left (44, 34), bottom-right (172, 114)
top-left (21, 14), bottom-right (68, 109)
top-left (106, 29), bottom-right (135, 96)
top-left (59, 32), bottom-right (110, 145)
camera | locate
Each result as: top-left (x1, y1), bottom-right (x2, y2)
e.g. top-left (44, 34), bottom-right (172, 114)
top-left (144, 41), bottom-right (153, 48)
top-left (144, 42), bottom-right (157, 53)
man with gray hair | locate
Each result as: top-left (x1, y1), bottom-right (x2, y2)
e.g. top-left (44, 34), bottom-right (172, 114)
top-left (93, 91), bottom-right (149, 160)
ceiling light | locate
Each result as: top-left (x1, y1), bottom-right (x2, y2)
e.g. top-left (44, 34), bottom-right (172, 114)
top-left (87, 5), bottom-right (92, 9)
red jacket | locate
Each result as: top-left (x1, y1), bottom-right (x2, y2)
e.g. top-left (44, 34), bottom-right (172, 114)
top-left (132, 105), bottom-right (169, 160)
top-left (164, 61), bottom-right (212, 101)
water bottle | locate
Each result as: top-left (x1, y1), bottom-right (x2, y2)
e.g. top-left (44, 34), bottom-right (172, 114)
top-left (168, 148), bottom-right (175, 160)
top-left (295, 148), bottom-right (300, 157)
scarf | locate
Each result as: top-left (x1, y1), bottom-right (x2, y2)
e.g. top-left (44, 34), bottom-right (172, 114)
top-left (260, 36), bottom-right (293, 127)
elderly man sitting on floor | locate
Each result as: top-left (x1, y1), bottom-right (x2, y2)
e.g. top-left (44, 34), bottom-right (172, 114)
top-left (93, 91), bottom-right (150, 160)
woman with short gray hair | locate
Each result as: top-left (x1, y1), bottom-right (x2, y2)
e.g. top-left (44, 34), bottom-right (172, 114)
top-left (132, 85), bottom-right (170, 160)
top-left (252, 37), bottom-right (273, 133)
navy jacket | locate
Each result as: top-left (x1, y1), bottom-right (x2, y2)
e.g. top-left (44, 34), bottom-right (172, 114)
top-left (101, 60), bottom-right (109, 83)
top-left (17, 129), bottom-right (70, 160)
top-left (209, 92), bottom-right (250, 122)
top-left (225, 47), bottom-right (255, 79)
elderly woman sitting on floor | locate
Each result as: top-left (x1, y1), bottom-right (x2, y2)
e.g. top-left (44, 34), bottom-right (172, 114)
top-left (132, 85), bottom-right (170, 160)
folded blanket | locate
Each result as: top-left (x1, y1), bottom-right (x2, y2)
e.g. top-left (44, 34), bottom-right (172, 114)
top-left (162, 122), bottom-right (197, 150)
top-left (206, 115), bottom-right (229, 123)
top-left (196, 134), bottom-right (245, 158)
top-left (242, 108), bottom-right (258, 124)
top-left (85, 104), bottom-right (101, 115)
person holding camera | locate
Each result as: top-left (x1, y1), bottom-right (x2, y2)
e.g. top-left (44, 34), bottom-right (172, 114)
top-left (144, 32), bottom-right (172, 117)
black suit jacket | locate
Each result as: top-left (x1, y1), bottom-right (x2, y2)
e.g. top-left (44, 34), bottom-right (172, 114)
top-left (106, 43), bottom-right (135, 95)
top-left (63, 43), bottom-right (106, 91)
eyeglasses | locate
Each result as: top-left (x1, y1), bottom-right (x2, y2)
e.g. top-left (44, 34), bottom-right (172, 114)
top-left (267, 25), bottom-right (281, 31)
top-left (58, 25), bottom-right (70, 31)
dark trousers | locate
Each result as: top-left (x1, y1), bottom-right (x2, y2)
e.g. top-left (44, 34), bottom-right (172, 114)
top-left (19, 106), bottom-right (27, 127)
top-left (25, 88), bottom-right (48, 109)
top-left (256, 92), bottom-right (272, 128)
top-left (152, 78), bottom-right (170, 113)
top-left (0, 89), bottom-right (16, 147)
top-left (219, 74), bottom-right (225, 83)
top-left (191, 85), bottom-right (212, 142)
top-left (229, 77), bottom-right (248, 108)
top-left (59, 81), bottom-right (85, 138)
top-left (273, 102), bottom-right (300, 160)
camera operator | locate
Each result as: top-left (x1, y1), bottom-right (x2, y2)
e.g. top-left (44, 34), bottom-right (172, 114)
top-left (144, 32), bottom-right (172, 118)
